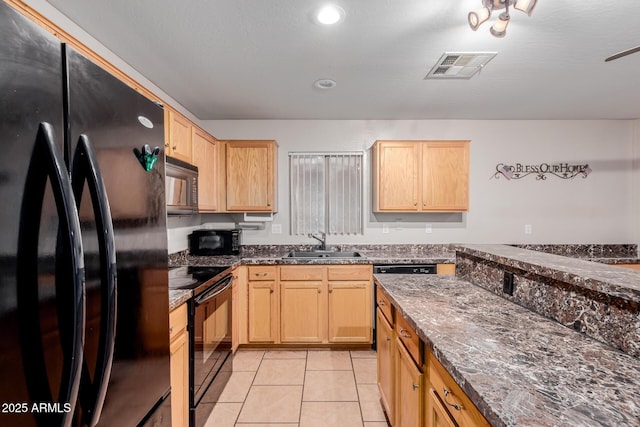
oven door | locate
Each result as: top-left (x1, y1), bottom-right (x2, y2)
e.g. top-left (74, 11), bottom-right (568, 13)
top-left (191, 275), bottom-right (233, 406)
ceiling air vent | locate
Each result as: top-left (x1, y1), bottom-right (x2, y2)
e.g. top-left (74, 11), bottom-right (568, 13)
top-left (424, 52), bottom-right (497, 80)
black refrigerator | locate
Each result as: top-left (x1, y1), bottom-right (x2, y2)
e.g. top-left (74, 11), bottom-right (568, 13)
top-left (0, 2), bottom-right (171, 426)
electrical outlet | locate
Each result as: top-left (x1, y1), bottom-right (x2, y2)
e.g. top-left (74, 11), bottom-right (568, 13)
top-left (425, 224), bottom-right (432, 234)
top-left (503, 271), bottom-right (514, 295)
top-left (382, 224), bottom-right (389, 234)
top-left (271, 224), bottom-right (282, 234)
top-left (524, 224), bottom-right (533, 234)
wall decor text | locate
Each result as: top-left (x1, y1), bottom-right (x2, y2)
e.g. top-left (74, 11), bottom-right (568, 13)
top-left (493, 163), bottom-right (592, 180)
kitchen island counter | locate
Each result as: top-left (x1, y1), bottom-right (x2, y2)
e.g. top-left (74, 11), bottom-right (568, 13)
top-left (375, 273), bottom-right (640, 427)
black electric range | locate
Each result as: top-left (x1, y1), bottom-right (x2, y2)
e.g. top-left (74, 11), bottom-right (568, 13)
top-left (168, 266), bottom-right (232, 295)
top-left (168, 265), bottom-right (235, 427)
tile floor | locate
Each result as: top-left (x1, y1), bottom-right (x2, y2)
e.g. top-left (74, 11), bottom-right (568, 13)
top-left (203, 349), bottom-right (390, 427)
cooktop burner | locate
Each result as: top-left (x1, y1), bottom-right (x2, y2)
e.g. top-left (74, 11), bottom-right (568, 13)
top-left (169, 266), bottom-right (231, 290)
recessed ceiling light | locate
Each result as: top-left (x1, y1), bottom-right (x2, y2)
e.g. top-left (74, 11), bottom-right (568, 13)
top-left (313, 79), bottom-right (337, 90)
top-left (315, 5), bottom-right (345, 25)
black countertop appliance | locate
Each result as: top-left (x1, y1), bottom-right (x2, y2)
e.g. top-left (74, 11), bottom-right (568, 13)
top-left (0, 3), bottom-right (170, 426)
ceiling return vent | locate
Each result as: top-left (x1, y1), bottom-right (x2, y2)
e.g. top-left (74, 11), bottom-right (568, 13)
top-left (425, 52), bottom-right (497, 79)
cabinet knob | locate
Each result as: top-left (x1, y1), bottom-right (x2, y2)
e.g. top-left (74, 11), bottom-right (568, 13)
top-left (318, 289), bottom-right (321, 294)
top-left (412, 383), bottom-right (419, 391)
top-left (267, 202), bottom-right (271, 207)
top-left (270, 289), bottom-right (274, 294)
top-left (378, 300), bottom-right (385, 306)
top-left (443, 387), bottom-right (463, 411)
top-left (172, 145), bottom-right (177, 150)
top-left (399, 328), bottom-right (411, 339)
top-left (169, 326), bottom-right (173, 334)
top-left (164, 143), bottom-right (169, 148)
top-left (414, 202), bottom-right (417, 206)
top-left (386, 337), bottom-right (391, 342)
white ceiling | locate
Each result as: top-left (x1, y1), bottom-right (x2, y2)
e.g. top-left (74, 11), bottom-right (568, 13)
top-left (46, 0), bottom-right (640, 120)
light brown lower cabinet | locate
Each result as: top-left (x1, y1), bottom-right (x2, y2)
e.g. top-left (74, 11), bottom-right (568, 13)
top-left (376, 308), bottom-right (395, 423)
top-left (169, 303), bottom-right (189, 427)
top-left (395, 334), bottom-right (423, 427)
top-left (280, 281), bottom-right (326, 343)
top-left (426, 388), bottom-right (457, 427)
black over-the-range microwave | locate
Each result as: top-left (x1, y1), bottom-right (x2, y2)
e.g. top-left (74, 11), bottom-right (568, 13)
top-left (166, 156), bottom-right (198, 215)
top-left (189, 229), bottom-right (242, 255)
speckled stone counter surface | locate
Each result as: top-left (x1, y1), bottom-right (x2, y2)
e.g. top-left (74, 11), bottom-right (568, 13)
top-left (169, 289), bottom-right (192, 311)
top-left (513, 244), bottom-right (639, 264)
top-left (457, 244), bottom-right (640, 303)
top-left (375, 274), bottom-right (640, 427)
top-left (168, 244), bottom-right (456, 267)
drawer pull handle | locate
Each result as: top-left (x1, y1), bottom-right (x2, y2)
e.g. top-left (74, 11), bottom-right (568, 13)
top-left (386, 337), bottom-right (391, 342)
top-left (169, 326), bottom-right (174, 334)
top-left (443, 387), bottom-right (462, 411)
top-left (399, 328), bottom-right (411, 339)
top-left (412, 383), bottom-right (419, 391)
top-left (378, 300), bottom-right (385, 306)
top-left (270, 289), bottom-right (274, 294)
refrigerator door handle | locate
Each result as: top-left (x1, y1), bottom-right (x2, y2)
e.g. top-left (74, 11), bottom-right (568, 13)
top-left (16, 123), bottom-right (85, 427)
top-left (71, 134), bottom-right (117, 427)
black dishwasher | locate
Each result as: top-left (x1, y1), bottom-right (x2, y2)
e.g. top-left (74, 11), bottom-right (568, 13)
top-left (372, 264), bottom-right (437, 349)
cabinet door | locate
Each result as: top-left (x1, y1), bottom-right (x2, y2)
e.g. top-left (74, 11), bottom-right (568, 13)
top-left (421, 141), bottom-right (469, 212)
top-left (225, 141), bottom-right (275, 211)
top-left (280, 281), bottom-right (326, 343)
top-left (166, 109), bottom-right (192, 163)
top-left (426, 389), bottom-right (457, 427)
top-left (170, 331), bottom-right (189, 427)
top-left (248, 281), bottom-right (277, 342)
top-left (374, 141), bottom-right (420, 211)
top-left (396, 338), bottom-right (424, 427)
top-left (192, 127), bottom-right (219, 212)
top-left (376, 309), bottom-right (395, 423)
top-left (328, 281), bottom-right (372, 343)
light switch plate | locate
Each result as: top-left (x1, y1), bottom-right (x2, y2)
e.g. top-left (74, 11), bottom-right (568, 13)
top-left (425, 224), bottom-right (432, 234)
top-left (271, 224), bottom-right (282, 234)
top-left (524, 224), bottom-right (532, 234)
top-left (382, 224), bottom-right (389, 234)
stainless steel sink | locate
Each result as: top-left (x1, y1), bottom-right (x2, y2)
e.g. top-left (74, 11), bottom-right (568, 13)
top-left (286, 251), bottom-right (362, 258)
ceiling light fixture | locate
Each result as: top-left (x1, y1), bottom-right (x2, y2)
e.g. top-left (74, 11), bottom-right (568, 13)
top-left (315, 5), bottom-right (345, 25)
top-left (313, 78), bottom-right (337, 90)
top-left (468, 0), bottom-right (537, 38)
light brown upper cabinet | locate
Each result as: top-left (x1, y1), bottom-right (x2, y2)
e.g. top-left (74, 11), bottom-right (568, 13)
top-left (372, 140), bottom-right (470, 212)
top-left (164, 108), bottom-right (193, 163)
top-left (225, 140), bottom-right (278, 212)
top-left (191, 127), bottom-right (219, 212)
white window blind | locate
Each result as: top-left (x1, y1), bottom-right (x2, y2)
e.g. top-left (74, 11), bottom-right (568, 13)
top-left (289, 152), bottom-right (363, 235)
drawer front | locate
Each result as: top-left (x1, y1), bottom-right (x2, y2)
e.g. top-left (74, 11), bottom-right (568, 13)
top-left (280, 265), bottom-right (324, 281)
top-left (248, 265), bottom-right (277, 281)
top-left (429, 353), bottom-right (490, 427)
top-left (327, 265), bottom-right (372, 281)
top-left (375, 284), bottom-right (393, 324)
top-left (396, 313), bottom-right (420, 366)
top-left (169, 302), bottom-right (188, 341)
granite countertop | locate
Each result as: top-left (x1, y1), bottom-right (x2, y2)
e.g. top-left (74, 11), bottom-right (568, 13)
top-left (375, 274), bottom-right (640, 427)
top-left (168, 244), bottom-right (456, 267)
top-left (457, 244), bottom-right (640, 304)
top-left (169, 289), bottom-right (192, 311)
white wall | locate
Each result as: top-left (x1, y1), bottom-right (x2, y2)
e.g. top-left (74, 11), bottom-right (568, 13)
top-left (204, 119), bottom-right (636, 246)
top-left (633, 119), bottom-right (640, 255)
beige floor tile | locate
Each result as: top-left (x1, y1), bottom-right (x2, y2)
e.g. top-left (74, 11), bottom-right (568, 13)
top-left (352, 358), bottom-right (377, 384)
top-left (202, 402), bottom-right (242, 427)
top-left (237, 385), bottom-right (303, 423)
top-left (306, 350), bottom-right (352, 370)
top-left (254, 358), bottom-right (306, 385)
top-left (300, 401), bottom-right (363, 427)
top-left (263, 350), bottom-right (308, 359)
top-left (360, 399), bottom-right (387, 422)
top-left (204, 371), bottom-right (255, 403)
top-left (357, 384), bottom-right (381, 402)
top-left (303, 370), bottom-right (358, 402)
top-left (223, 350), bottom-right (264, 371)
top-left (363, 422), bottom-right (390, 427)
top-left (350, 349), bottom-right (377, 359)
top-left (235, 425), bottom-right (298, 427)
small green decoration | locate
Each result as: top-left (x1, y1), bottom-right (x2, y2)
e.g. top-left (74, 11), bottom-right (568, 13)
top-left (133, 145), bottom-right (160, 172)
